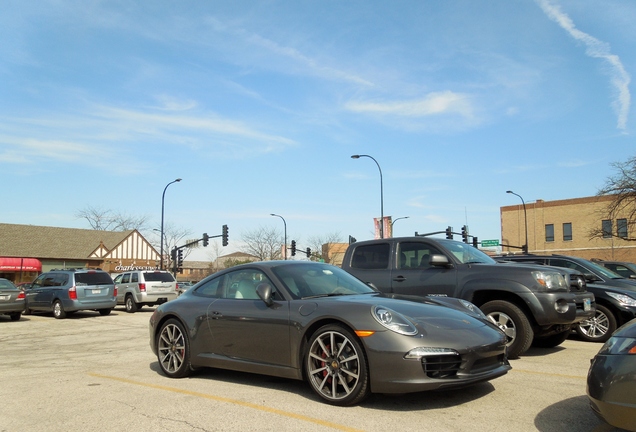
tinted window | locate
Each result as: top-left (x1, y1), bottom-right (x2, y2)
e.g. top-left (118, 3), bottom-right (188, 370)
top-left (602, 219), bottom-right (612, 238)
top-left (194, 276), bottom-right (223, 298)
top-left (75, 272), bottom-right (113, 286)
top-left (398, 242), bottom-right (443, 269)
top-left (618, 218), bottom-right (628, 239)
top-left (563, 223), bottom-right (572, 241)
top-left (350, 243), bottom-right (390, 270)
top-left (142, 272), bottom-right (175, 282)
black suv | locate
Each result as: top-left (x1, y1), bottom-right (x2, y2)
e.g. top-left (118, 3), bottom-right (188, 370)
top-left (496, 254), bottom-right (636, 342)
top-left (24, 268), bottom-right (117, 319)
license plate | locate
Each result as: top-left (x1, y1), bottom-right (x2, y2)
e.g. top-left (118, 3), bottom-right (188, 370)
top-left (584, 298), bottom-right (591, 312)
top-left (92, 289), bottom-right (102, 294)
top-left (0, 295), bottom-right (8, 301)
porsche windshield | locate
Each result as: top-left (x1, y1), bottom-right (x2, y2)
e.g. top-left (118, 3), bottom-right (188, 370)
top-left (272, 263), bottom-right (377, 299)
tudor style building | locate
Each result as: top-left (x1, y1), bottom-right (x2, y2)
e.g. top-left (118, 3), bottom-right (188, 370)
top-left (0, 223), bottom-right (161, 284)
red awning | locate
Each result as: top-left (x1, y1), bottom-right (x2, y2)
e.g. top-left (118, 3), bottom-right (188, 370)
top-left (0, 257), bottom-right (42, 272)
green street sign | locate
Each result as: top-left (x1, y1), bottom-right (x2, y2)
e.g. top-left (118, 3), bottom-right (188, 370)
top-left (481, 239), bottom-right (500, 247)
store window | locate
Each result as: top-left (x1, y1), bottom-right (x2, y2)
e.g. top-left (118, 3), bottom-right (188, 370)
top-left (563, 223), bottom-right (572, 241)
top-left (617, 218), bottom-right (628, 239)
top-left (602, 220), bottom-right (612, 238)
top-left (545, 224), bottom-right (554, 242)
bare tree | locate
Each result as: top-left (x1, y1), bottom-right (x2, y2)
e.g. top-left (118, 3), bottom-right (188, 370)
top-left (76, 205), bottom-right (150, 231)
top-left (589, 156), bottom-right (636, 241)
top-left (241, 226), bottom-right (283, 260)
top-left (307, 232), bottom-right (343, 262)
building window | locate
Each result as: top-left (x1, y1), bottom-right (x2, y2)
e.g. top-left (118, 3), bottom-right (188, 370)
top-left (602, 220), bottom-right (612, 238)
top-left (617, 218), bottom-right (628, 239)
top-left (545, 224), bottom-right (554, 242)
top-left (563, 223), bottom-right (572, 241)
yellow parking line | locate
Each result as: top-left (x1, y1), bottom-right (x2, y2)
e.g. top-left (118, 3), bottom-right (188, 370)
top-left (89, 373), bottom-right (363, 432)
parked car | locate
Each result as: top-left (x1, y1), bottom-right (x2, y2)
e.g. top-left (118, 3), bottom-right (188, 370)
top-left (149, 261), bottom-right (511, 406)
top-left (113, 270), bottom-right (177, 313)
top-left (177, 281), bottom-right (193, 296)
top-left (0, 278), bottom-right (25, 321)
top-left (24, 268), bottom-right (116, 319)
top-left (341, 237), bottom-right (595, 359)
top-left (587, 318), bottom-right (636, 431)
top-left (496, 254), bottom-right (636, 343)
top-left (593, 259), bottom-right (636, 280)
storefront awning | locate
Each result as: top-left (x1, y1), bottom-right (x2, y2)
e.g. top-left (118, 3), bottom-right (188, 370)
top-left (0, 257), bottom-right (42, 272)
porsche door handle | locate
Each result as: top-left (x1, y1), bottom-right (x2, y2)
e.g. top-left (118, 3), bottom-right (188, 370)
top-left (392, 276), bottom-right (406, 282)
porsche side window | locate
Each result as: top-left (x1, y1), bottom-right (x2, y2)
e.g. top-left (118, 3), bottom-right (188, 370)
top-left (194, 276), bottom-right (223, 298)
top-left (225, 270), bottom-right (274, 300)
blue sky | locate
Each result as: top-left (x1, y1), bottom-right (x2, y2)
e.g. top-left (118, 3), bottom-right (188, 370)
top-left (1, 0), bottom-right (634, 260)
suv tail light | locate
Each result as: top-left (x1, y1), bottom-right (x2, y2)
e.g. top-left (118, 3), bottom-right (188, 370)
top-left (139, 283), bottom-right (146, 292)
top-left (69, 286), bottom-right (77, 300)
top-left (113, 286), bottom-right (117, 297)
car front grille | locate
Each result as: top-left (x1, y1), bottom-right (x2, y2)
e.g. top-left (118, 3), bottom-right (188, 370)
top-left (421, 353), bottom-right (462, 378)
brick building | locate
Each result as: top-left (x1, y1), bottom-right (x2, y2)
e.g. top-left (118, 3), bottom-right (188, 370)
top-left (500, 195), bottom-right (636, 262)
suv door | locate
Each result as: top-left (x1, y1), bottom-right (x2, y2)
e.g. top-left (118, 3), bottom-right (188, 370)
top-left (392, 240), bottom-right (458, 296)
top-left (347, 242), bottom-right (393, 291)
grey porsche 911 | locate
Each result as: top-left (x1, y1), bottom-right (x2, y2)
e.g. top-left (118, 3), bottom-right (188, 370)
top-left (149, 261), bottom-right (511, 406)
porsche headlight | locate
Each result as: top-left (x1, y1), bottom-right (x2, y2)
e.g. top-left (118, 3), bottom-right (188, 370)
top-left (372, 306), bottom-right (418, 336)
top-left (459, 299), bottom-right (488, 319)
top-left (532, 271), bottom-right (568, 292)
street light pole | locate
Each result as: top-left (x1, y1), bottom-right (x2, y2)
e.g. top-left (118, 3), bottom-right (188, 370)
top-left (351, 154), bottom-right (384, 239)
top-left (506, 190), bottom-right (528, 253)
top-left (270, 213), bottom-right (287, 260)
top-left (160, 178), bottom-right (182, 269)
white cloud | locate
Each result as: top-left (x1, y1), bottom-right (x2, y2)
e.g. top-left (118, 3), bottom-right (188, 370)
top-left (536, 0), bottom-right (631, 130)
top-left (345, 91), bottom-right (475, 119)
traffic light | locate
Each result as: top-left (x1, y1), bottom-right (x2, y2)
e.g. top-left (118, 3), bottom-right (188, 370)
top-left (306, 247), bottom-right (311, 258)
top-left (222, 225), bottom-right (228, 247)
top-left (461, 225), bottom-right (468, 243)
top-left (170, 248), bottom-right (177, 262)
top-left (202, 233), bottom-right (209, 247)
top-left (473, 236), bottom-right (478, 248)
top-left (291, 240), bottom-right (296, 256)
top-left (445, 226), bottom-right (453, 240)
top-left (177, 249), bottom-right (183, 269)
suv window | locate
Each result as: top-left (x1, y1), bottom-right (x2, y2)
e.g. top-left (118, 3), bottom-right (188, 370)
top-left (350, 243), bottom-right (390, 270)
top-left (398, 242), bottom-right (443, 269)
top-left (75, 272), bottom-right (113, 286)
top-left (142, 272), bottom-right (175, 282)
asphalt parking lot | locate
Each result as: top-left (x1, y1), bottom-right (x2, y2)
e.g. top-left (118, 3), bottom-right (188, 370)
top-left (0, 308), bottom-right (629, 432)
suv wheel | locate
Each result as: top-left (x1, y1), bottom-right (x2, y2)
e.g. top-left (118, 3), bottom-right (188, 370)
top-left (481, 300), bottom-right (534, 359)
top-left (575, 304), bottom-right (617, 343)
top-left (125, 295), bottom-right (138, 313)
top-left (53, 300), bottom-right (67, 319)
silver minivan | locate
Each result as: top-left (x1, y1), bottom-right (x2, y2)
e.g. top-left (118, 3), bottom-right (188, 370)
top-left (113, 270), bottom-right (178, 313)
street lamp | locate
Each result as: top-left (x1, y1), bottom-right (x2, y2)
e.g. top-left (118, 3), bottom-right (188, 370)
top-left (270, 213), bottom-right (287, 260)
top-left (391, 216), bottom-right (409, 227)
top-left (506, 190), bottom-right (528, 254)
top-left (160, 178), bottom-right (182, 269)
top-left (351, 154), bottom-right (384, 239)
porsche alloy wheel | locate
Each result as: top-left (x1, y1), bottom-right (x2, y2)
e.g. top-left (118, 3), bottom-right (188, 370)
top-left (157, 319), bottom-right (192, 378)
top-left (305, 325), bottom-right (369, 406)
